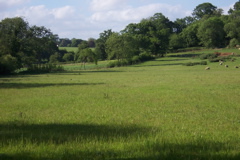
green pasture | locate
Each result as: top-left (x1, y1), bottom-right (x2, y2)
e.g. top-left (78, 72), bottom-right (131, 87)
top-left (59, 47), bottom-right (78, 53)
top-left (0, 49), bottom-right (240, 159)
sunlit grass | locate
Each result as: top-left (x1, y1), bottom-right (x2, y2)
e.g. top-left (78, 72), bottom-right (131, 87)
top-left (0, 48), bottom-right (240, 159)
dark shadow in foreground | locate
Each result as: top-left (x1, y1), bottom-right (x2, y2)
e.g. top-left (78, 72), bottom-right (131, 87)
top-left (0, 82), bottom-right (104, 89)
top-left (1, 122), bottom-right (239, 160)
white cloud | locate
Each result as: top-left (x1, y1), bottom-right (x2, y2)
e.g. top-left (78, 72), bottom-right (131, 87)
top-left (0, 1), bottom-right (194, 39)
top-left (91, 3), bottom-right (191, 23)
top-left (52, 6), bottom-right (75, 19)
top-left (0, 0), bottom-right (29, 10)
top-left (90, 0), bottom-right (127, 11)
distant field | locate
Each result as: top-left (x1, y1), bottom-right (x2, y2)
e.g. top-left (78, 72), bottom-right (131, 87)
top-left (0, 48), bottom-right (240, 160)
top-left (59, 47), bottom-right (78, 53)
top-left (59, 47), bottom-right (95, 53)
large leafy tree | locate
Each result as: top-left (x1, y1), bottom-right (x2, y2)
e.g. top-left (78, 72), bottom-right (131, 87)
top-left (75, 48), bottom-right (97, 69)
top-left (197, 17), bottom-right (225, 48)
top-left (225, 1), bottom-right (240, 47)
top-left (105, 33), bottom-right (138, 61)
top-left (95, 29), bottom-right (113, 60)
top-left (0, 17), bottom-right (59, 74)
top-left (122, 13), bottom-right (172, 56)
top-left (181, 22), bottom-right (200, 47)
top-left (192, 3), bottom-right (218, 19)
top-left (0, 17), bottom-right (32, 69)
top-left (29, 25), bottom-right (59, 62)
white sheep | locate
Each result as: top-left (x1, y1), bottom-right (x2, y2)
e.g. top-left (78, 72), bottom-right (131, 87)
top-left (205, 67), bottom-right (210, 70)
top-left (225, 65), bottom-right (228, 68)
top-left (219, 62), bottom-right (223, 65)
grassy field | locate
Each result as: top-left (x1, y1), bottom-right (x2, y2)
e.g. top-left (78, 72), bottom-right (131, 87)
top-left (59, 47), bottom-right (78, 53)
top-left (0, 49), bottom-right (240, 160)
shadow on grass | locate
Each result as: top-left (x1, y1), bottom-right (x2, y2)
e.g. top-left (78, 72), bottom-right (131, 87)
top-left (0, 82), bottom-right (104, 89)
top-left (60, 70), bottom-right (124, 75)
top-left (1, 122), bottom-right (239, 160)
top-left (154, 58), bottom-right (189, 62)
top-left (167, 53), bottom-right (200, 58)
top-left (132, 63), bottom-right (183, 67)
top-left (0, 122), bottom-right (151, 144)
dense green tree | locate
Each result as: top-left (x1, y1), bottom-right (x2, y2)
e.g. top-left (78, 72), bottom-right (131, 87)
top-left (62, 52), bottom-right (74, 62)
top-left (192, 3), bottom-right (218, 19)
top-left (181, 22), bottom-right (200, 47)
top-left (28, 25), bottom-right (59, 62)
top-left (225, 2), bottom-right (240, 47)
top-left (49, 52), bottom-right (61, 63)
top-left (78, 41), bottom-right (89, 50)
top-left (122, 13), bottom-right (172, 56)
top-left (75, 48), bottom-right (97, 69)
top-left (58, 38), bottom-right (71, 47)
top-left (95, 29), bottom-right (113, 60)
top-left (0, 17), bottom-right (59, 74)
top-left (169, 34), bottom-right (185, 50)
top-left (0, 17), bottom-right (32, 69)
top-left (105, 33), bottom-right (138, 61)
top-left (71, 38), bottom-right (83, 47)
top-left (197, 17), bottom-right (225, 48)
top-left (88, 38), bottom-right (96, 48)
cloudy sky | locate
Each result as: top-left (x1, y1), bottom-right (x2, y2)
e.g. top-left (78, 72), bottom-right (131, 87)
top-left (0, 0), bottom-right (237, 40)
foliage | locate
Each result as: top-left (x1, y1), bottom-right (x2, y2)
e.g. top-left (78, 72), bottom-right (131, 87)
top-left (192, 2), bottom-right (218, 19)
top-left (26, 64), bottom-right (64, 73)
top-left (169, 34), bottom-right (185, 50)
top-left (106, 51), bottom-right (154, 68)
top-left (0, 54), bottom-right (19, 74)
top-left (105, 32), bottom-right (138, 61)
top-left (181, 22), bottom-right (200, 47)
top-left (182, 61), bottom-right (207, 66)
top-left (62, 52), bottom-right (74, 62)
top-left (95, 29), bottom-right (113, 60)
top-left (197, 17), bottom-right (225, 48)
top-left (199, 53), bottom-right (219, 60)
top-left (75, 48), bottom-right (97, 69)
top-left (0, 17), bottom-right (59, 74)
top-left (49, 53), bottom-right (62, 64)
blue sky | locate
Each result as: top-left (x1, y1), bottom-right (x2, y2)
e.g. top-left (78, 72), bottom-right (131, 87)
top-left (0, 0), bottom-right (237, 40)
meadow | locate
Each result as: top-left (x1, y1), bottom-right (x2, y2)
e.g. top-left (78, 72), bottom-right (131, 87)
top-left (0, 49), bottom-right (240, 160)
top-left (59, 47), bottom-right (78, 53)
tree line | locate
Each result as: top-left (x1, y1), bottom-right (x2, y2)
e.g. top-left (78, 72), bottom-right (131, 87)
top-left (1, 2), bottom-right (240, 74)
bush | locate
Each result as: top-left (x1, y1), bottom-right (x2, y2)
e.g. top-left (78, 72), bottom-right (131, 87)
top-left (0, 54), bottom-right (19, 74)
top-left (63, 52), bottom-right (74, 62)
top-left (229, 38), bottom-right (239, 48)
top-left (131, 56), bottom-right (140, 64)
top-left (26, 64), bottom-right (64, 73)
top-left (106, 52), bottom-right (155, 68)
top-left (106, 60), bottom-right (130, 68)
top-left (139, 52), bottom-right (154, 61)
top-left (209, 55), bottom-right (234, 63)
top-left (199, 53), bottom-right (218, 60)
top-left (183, 61), bottom-right (207, 66)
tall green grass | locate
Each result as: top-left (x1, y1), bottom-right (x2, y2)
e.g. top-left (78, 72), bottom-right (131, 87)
top-left (0, 48), bottom-right (240, 159)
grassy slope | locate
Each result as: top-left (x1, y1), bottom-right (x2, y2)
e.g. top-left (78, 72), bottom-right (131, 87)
top-left (59, 47), bottom-right (78, 53)
top-left (0, 49), bottom-right (240, 160)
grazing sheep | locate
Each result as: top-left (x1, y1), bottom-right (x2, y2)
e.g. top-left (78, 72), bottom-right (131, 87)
top-left (235, 66), bottom-right (239, 68)
top-left (225, 65), bottom-right (228, 68)
top-left (205, 67), bottom-right (210, 70)
top-left (219, 62), bottom-right (223, 65)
